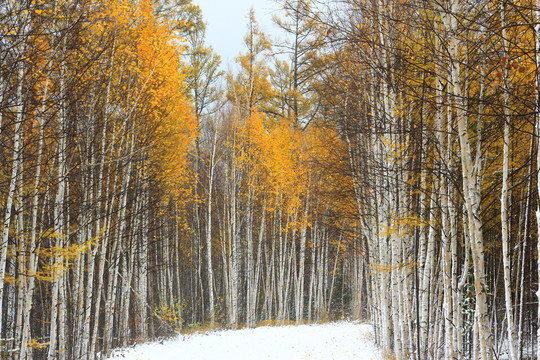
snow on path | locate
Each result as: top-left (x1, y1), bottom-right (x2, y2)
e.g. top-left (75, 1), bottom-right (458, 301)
top-left (108, 322), bottom-right (382, 360)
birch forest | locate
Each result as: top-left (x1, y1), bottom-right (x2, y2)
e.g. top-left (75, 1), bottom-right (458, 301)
top-left (3, 0), bottom-right (540, 359)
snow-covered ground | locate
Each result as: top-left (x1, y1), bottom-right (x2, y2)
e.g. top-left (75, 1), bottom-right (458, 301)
top-left (108, 322), bottom-right (382, 360)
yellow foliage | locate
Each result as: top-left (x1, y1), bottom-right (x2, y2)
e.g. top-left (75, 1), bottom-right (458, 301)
top-left (155, 303), bottom-right (183, 329)
top-left (27, 339), bottom-right (50, 350)
top-left (3, 275), bottom-right (17, 284)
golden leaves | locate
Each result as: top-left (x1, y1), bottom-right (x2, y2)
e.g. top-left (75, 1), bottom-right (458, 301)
top-left (27, 339), bottom-right (50, 350)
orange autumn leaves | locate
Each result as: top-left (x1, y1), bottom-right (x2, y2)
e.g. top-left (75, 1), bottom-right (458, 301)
top-left (90, 0), bottom-right (351, 229)
top-left (92, 0), bottom-right (196, 200)
top-left (237, 111), bottom-right (353, 225)
top-left (237, 113), bottom-right (307, 212)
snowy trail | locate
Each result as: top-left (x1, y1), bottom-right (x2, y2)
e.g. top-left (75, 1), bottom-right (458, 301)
top-left (108, 322), bottom-right (382, 360)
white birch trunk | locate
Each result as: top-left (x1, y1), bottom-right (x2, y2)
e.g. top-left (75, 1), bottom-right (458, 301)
top-left (137, 182), bottom-right (150, 340)
top-left (420, 189), bottom-right (437, 359)
top-left (49, 37), bottom-right (69, 357)
top-left (246, 184), bottom-right (255, 327)
top-left (443, 1), bottom-right (492, 357)
top-left (0, 64), bottom-right (25, 337)
top-left (206, 127), bottom-right (217, 326)
top-left (500, 4), bottom-right (518, 358)
top-left (19, 66), bottom-right (49, 360)
top-left (534, 0), bottom-right (540, 358)
top-left (14, 156), bottom-right (25, 355)
top-left (295, 191), bottom-right (309, 324)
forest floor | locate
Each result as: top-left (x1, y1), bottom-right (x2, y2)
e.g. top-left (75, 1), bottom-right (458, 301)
top-left (107, 321), bottom-right (382, 360)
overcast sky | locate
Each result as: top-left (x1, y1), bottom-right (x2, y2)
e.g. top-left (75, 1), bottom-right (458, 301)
top-left (192, 0), bottom-right (281, 69)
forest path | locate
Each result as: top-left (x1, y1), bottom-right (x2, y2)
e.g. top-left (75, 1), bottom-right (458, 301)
top-left (108, 321), bottom-right (382, 360)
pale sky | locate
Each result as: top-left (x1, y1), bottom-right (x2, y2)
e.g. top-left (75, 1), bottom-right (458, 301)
top-left (192, 0), bottom-right (281, 69)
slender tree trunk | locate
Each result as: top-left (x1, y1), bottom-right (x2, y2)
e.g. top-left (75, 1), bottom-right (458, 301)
top-left (500, 4), bottom-right (518, 358)
top-left (534, 0), bottom-right (540, 358)
top-left (518, 132), bottom-right (534, 358)
top-left (19, 66), bottom-right (49, 360)
top-left (137, 180), bottom-right (150, 340)
top-left (246, 183), bottom-right (255, 327)
top-left (206, 127), bottom-right (218, 326)
top-left (295, 191), bottom-right (309, 324)
top-left (0, 64), bottom-right (25, 338)
top-left (49, 36), bottom-right (69, 358)
top-left (444, 1), bottom-right (492, 357)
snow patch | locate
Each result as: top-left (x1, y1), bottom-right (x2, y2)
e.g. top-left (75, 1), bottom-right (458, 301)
top-left (108, 322), bottom-right (382, 360)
